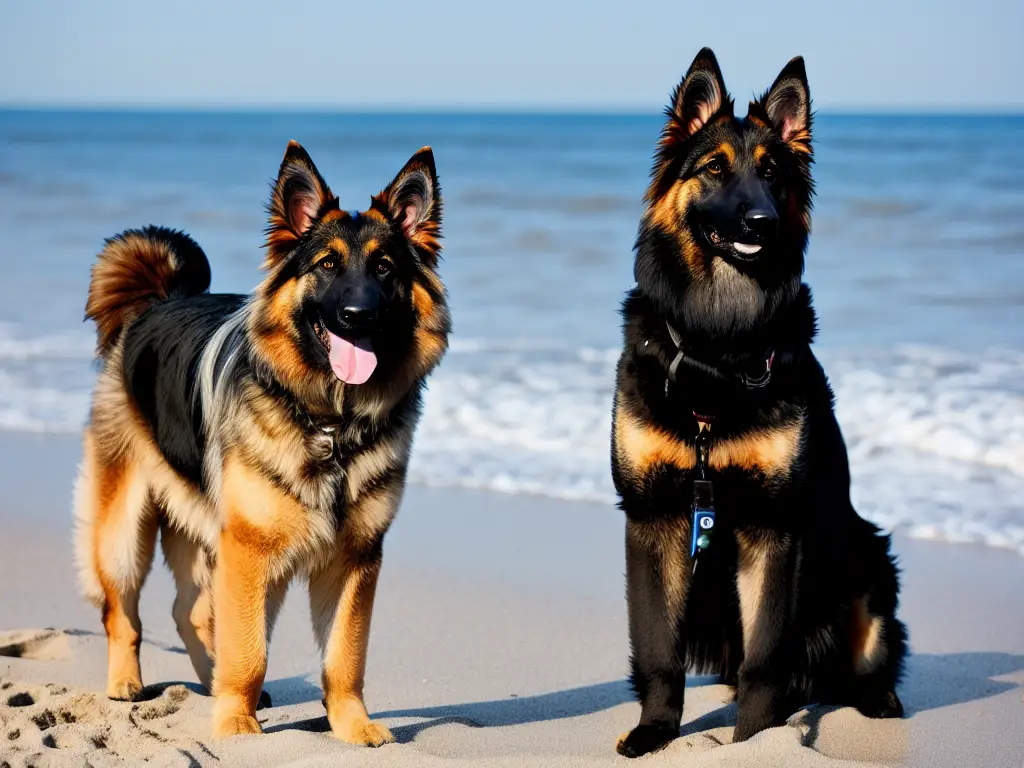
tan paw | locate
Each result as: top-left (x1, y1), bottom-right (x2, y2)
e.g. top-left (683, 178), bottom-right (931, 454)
top-left (106, 677), bottom-right (144, 702)
top-left (212, 711), bottom-right (263, 737)
top-left (336, 719), bottom-right (395, 747)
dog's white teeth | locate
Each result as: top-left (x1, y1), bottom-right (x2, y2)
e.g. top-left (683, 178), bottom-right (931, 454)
top-left (733, 242), bottom-right (762, 255)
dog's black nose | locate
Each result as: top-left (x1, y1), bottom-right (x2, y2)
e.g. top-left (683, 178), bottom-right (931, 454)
top-left (340, 306), bottom-right (377, 330)
top-left (743, 209), bottom-right (778, 237)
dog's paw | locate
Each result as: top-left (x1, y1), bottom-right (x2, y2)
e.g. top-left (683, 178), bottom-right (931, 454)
top-left (732, 715), bottom-right (777, 743)
top-left (616, 724), bottom-right (676, 758)
top-left (106, 677), bottom-right (144, 702)
top-left (335, 719), bottom-right (395, 747)
top-left (326, 695), bottom-right (394, 747)
top-left (212, 711), bottom-right (262, 737)
top-left (857, 690), bottom-right (904, 719)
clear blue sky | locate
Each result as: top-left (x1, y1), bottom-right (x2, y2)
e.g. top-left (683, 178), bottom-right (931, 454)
top-left (2, 0), bottom-right (1022, 111)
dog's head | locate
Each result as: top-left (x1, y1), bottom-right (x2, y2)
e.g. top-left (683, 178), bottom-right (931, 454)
top-left (252, 141), bottom-right (450, 408)
top-left (636, 48), bottom-right (813, 334)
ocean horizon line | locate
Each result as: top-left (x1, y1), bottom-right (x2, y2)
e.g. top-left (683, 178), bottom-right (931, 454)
top-left (1, 104), bottom-right (1022, 119)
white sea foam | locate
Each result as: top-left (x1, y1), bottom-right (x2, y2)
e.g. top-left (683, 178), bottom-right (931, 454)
top-left (0, 325), bottom-right (94, 433)
top-left (0, 324), bottom-right (1020, 556)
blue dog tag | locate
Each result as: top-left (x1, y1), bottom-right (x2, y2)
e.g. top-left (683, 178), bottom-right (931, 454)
top-left (691, 507), bottom-right (716, 557)
top-left (690, 479), bottom-right (716, 558)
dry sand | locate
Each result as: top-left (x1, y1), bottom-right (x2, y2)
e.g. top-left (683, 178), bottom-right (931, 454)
top-left (1, 433), bottom-right (1022, 767)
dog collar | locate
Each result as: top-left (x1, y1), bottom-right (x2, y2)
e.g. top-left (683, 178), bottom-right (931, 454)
top-left (664, 321), bottom-right (775, 393)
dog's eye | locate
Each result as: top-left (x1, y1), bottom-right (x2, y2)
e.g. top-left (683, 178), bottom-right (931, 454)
top-left (318, 259), bottom-right (335, 271)
top-left (762, 165), bottom-right (775, 182)
top-left (374, 259), bottom-right (393, 278)
top-left (706, 159), bottom-right (723, 176)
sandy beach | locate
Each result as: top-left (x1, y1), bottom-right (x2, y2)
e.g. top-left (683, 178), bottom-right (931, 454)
top-left (1, 432), bottom-right (1022, 767)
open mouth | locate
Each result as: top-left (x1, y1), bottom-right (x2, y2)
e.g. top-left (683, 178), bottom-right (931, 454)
top-left (312, 314), bottom-right (331, 350)
top-left (312, 313), bottom-right (377, 385)
top-left (704, 227), bottom-right (763, 258)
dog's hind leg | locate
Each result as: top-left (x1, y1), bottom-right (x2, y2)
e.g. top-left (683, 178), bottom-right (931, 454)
top-left (73, 430), bottom-right (158, 701)
top-left (161, 522), bottom-right (215, 691)
top-left (850, 599), bottom-right (907, 719)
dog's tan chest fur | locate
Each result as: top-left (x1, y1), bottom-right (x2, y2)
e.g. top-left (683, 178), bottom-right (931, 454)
top-left (614, 404), bottom-right (804, 481)
top-left (221, 387), bottom-right (415, 563)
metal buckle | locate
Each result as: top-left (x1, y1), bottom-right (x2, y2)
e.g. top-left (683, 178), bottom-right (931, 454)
top-left (742, 351), bottom-right (775, 389)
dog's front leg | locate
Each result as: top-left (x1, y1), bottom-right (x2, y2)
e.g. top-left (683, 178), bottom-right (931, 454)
top-left (308, 478), bottom-right (402, 749)
top-left (210, 518), bottom-right (270, 737)
top-left (733, 531), bottom-right (797, 742)
top-left (211, 453), bottom-right (300, 737)
top-left (308, 531), bottom-right (394, 747)
top-left (616, 519), bottom-right (689, 758)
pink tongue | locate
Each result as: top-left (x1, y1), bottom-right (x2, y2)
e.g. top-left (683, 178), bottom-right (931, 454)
top-left (327, 332), bottom-right (377, 385)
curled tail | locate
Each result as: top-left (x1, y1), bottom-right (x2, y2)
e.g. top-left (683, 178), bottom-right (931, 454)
top-left (85, 226), bottom-right (211, 358)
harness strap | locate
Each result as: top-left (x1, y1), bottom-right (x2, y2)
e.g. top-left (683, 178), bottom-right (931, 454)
top-left (664, 321), bottom-right (775, 391)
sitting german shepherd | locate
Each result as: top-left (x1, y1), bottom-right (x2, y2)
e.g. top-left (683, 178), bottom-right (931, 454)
top-left (612, 49), bottom-right (907, 756)
top-left (74, 142), bottom-right (450, 743)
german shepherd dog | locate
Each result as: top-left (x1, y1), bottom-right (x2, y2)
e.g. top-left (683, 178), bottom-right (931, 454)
top-left (73, 142), bottom-right (450, 744)
top-left (612, 49), bottom-right (907, 756)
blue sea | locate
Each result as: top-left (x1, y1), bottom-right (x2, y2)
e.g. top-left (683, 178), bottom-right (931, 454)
top-left (0, 110), bottom-right (1022, 555)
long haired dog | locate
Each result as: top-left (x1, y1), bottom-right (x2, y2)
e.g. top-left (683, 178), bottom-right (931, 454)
top-left (74, 142), bottom-right (449, 743)
top-left (612, 49), bottom-right (906, 756)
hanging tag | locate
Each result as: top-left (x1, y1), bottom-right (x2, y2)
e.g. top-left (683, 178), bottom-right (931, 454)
top-left (690, 414), bottom-right (715, 568)
top-left (690, 479), bottom-right (715, 558)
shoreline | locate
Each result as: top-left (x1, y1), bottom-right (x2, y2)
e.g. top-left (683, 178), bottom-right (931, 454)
top-left (1, 430), bottom-right (1021, 564)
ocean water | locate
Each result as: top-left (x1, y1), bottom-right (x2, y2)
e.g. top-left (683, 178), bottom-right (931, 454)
top-left (1, 110), bottom-right (1022, 555)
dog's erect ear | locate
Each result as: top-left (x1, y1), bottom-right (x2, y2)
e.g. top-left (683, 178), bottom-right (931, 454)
top-left (646, 48), bottom-right (733, 202)
top-left (672, 48), bottom-right (731, 138)
top-left (375, 147), bottom-right (442, 262)
top-left (265, 141), bottom-right (335, 266)
top-left (758, 56), bottom-right (812, 148)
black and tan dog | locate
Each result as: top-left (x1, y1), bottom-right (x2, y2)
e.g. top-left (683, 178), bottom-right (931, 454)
top-left (612, 49), bottom-right (907, 756)
top-left (74, 142), bottom-right (449, 743)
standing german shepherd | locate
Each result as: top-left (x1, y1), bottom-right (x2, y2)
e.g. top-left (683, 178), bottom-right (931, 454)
top-left (612, 49), bottom-right (907, 756)
top-left (74, 142), bottom-right (450, 744)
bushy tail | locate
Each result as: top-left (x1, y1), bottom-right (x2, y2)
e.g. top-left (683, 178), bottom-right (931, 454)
top-left (85, 226), bottom-right (211, 358)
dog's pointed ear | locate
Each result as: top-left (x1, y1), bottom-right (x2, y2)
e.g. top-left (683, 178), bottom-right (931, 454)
top-left (375, 147), bottom-right (442, 262)
top-left (265, 141), bottom-right (335, 266)
top-left (758, 56), bottom-right (812, 148)
top-left (671, 47), bottom-right (731, 138)
top-left (646, 48), bottom-right (733, 202)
